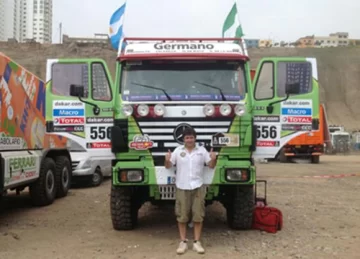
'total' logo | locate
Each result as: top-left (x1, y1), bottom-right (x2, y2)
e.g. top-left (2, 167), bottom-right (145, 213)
top-left (286, 116), bottom-right (312, 123)
top-left (56, 117), bottom-right (84, 124)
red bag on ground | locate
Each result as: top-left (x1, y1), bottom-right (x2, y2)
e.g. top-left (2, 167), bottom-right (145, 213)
top-left (252, 206), bottom-right (283, 233)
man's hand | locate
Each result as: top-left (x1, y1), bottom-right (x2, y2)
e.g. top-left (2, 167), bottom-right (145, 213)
top-left (208, 148), bottom-right (217, 168)
top-left (209, 148), bottom-right (216, 160)
top-left (165, 149), bottom-right (172, 168)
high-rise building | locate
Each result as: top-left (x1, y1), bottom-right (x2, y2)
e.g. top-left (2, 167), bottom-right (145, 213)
top-left (0, 0), bottom-right (53, 43)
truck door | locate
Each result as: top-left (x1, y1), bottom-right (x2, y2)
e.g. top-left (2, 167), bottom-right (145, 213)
top-left (45, 59), bottom-right (115, 159)
top-left (251, 57), bottom-right (319, 159)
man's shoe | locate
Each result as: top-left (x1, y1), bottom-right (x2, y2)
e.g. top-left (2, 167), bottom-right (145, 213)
top-left (176, 240), bottom-right (188, 254)
top-left (193, 241), bottom-right (205, 254)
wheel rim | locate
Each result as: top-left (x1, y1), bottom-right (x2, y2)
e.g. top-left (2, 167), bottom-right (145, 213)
top-left (62, 166), bottom-right (69, 187)
top-left (92, 171), bottom-right (100, 184)
top-left (46, 170), bottom-right (55, 194)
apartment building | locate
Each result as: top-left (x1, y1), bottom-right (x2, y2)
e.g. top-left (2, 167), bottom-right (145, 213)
top-left (259, 39), bottom-right (272, 48)
top-left (0, 0), bottom-right (19, 41)
top-left (0, 0), bottom-right (53, 43)
top-left (308, 32), bottom-right (349, 48)
top-left (244, 39), bottom-right (259, 48)
top-left (296, 35), bottom-right (315, 48)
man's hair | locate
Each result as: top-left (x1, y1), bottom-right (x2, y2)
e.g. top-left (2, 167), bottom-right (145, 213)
top-left (183, 128), bottom-right (196, 138)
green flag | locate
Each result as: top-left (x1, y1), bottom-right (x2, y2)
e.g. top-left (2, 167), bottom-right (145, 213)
top-left (222, 3), bottom-right (244, 38)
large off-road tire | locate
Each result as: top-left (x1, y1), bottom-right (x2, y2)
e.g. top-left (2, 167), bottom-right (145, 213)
top-left (29, 157), bottom-right (57, 206)
top-left (110, 186), bottom-right (138, 230)
top-left (311, 155), bottom-right (320, 164)
top-left (226, 186), bottom-right (255, 230)
top-left (279, 148), bottom-right (289, 163)
top-left (55, 156), bottom-right (72, 198)
top-left (90, 167), bottom-right (103, 187)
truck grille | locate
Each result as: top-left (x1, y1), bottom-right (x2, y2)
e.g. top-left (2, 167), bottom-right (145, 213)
top-left (158, 185), bottom-right (210, 200)
top-left (136, 117), bottom-right (233, 165)
top-left (71, 161), bottom-right (80, 170)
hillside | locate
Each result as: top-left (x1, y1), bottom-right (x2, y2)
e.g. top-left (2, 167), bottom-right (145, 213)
top-left (1, 42), bottom-right (360, 130)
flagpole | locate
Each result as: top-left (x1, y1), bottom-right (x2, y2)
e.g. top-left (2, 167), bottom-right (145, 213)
top-left (117, 0), bottom-right (128, 55)
top-left (234, 0), bottom-right (248, 55)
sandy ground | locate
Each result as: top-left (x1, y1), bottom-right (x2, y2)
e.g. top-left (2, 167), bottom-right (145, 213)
top-left (0, 155), bottom-right (360, 259)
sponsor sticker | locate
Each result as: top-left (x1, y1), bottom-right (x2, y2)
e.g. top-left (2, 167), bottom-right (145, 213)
top-left (211, 133), bottom-right (239, 147)
top-left (254, 115), bottom-right (280, 123)
top-left (256, 140), bottom-right (280, 147)
top-left (0, 137), bottom-right (23, 150)
top-left (86, 142), bottom-right (111, 149)
top-left (282, 116), bottom-right (312, 124)
top-left (53, 109), bottom-right (85, 117)
top-left (54, 117), bottom-right (85, 125)
top-left (129, 134), bottom-right (154, 150)
top-left (53, 126), bottom-right (84, 132)
top-left (86, 117), bottom-right (114, 124)
top-left (281, 108), bottom-right (312, 116)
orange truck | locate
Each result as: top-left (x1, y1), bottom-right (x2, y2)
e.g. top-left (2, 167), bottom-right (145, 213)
top-left (1, 52), bottom-right (72, 206)
top-left (250, 68), bottom-right (329, 163)
top-left (279, 103), bottom-right (327, 163)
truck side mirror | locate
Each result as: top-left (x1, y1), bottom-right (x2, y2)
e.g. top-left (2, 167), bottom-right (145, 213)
top-left (285, 82), bottom-right (300, 95)
top-left (70, 84), bottom-right (85, 98)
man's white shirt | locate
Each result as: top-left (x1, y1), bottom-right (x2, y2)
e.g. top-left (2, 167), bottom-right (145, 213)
top-left (169, 145), bottom-right (212, 190)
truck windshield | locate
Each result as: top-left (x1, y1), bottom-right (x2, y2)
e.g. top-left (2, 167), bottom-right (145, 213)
top-left (120, 60), bottom-right (246, 101)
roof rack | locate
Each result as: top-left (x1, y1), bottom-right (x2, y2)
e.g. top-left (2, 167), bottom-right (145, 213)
top-left (121, 37), bottom-right (248, 55)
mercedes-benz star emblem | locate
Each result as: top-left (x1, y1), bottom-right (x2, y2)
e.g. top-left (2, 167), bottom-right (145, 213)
top-left (173, 123), bottom-right (192, 144)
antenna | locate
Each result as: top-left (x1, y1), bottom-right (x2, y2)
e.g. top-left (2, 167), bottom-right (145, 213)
top-left (59, 22), bottom-right (62, 43)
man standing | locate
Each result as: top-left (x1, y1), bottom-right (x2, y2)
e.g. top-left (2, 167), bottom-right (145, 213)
top-left (165, 128), bottom-right (217, 254)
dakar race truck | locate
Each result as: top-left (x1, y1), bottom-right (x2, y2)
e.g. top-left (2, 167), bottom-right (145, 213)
top-left (53, 37), bottom-right (318, 230)
top-left (0, 53), bottom-right (72, 207)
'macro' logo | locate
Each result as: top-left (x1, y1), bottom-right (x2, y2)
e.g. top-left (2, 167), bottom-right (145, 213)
top-left (55, 117), bottom-right (84, 124)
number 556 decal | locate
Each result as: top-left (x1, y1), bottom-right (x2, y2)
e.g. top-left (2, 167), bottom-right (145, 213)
top-left (89, 126), bottom-right (111, 140)
top-left (256, 125), bottom-right (278, 139)
top-left (85, 124), bottom-right (112, 149)
top-left (255, 123), bottom-right (281, 147)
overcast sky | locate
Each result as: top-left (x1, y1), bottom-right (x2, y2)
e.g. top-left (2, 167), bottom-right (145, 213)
top-left (52, 0), bottom-right (360, 43)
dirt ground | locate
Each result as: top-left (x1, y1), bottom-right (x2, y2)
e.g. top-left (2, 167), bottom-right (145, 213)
top-left (0, 155), bottom-right (359, 259)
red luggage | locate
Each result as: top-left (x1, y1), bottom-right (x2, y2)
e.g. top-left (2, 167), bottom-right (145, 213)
top-left (252, 206), bottom-right (283, 233)
top-left (252, 180), bottom-right (283, 233)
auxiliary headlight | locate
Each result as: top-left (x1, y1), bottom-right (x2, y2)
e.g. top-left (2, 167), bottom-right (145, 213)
top-left (121, 104), bottom-right (133, 117)
top-left (234, 104), bottom-right (246, 116)
top-left (154, 104), bottom-right (165, 116)
top-left (137, 104), bottom-right (149, 117)
top-left (203, 104), bottom-right (215, 116)
top-left (119, 170), bottom-right (143, 182)
top-left (219, 104), bottom-right (232, 116)
top-left (226, 169), bottom-right (249, 181)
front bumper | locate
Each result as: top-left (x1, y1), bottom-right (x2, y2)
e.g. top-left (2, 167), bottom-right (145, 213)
top-left (111, 160), bottom-right (256, 200)
top-left (72, 168), bottom-right (93, 176)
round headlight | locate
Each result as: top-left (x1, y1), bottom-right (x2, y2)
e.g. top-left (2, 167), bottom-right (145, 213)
top-left (219, 104), bottom-right (232, 116)
top-left (121, 104), bottom-right (133, 117)
top-left (137, 104), bottom-right (149, 117)
top-left (154, 104), bottom-right (165, 116)
top-left (203, 104), bottom-right (215, 116)
top-left (234, 104), bottom-right (246, 116)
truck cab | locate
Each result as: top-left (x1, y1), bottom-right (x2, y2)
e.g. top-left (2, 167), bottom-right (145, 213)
top-left (55, 37), bottom-right (314, 231)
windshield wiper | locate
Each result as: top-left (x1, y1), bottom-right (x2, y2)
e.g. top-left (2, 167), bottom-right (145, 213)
top-left (130, 82), bottom-right (172, 101)
top-left (193, 81), bottom-right (226, 101)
